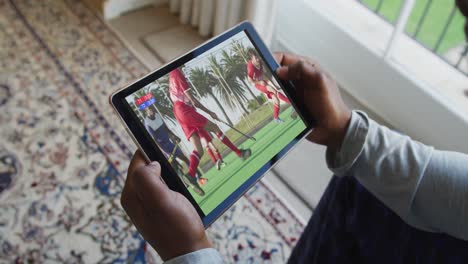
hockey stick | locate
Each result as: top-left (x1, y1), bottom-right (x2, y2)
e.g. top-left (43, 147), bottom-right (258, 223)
top-left (167, 144), bottom-right (179, 163)
top-left (216, 119), bottom-right (257, 142)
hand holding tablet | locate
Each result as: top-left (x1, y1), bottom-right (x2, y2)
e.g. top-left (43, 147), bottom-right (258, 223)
top-left (122, 151), bottom-right (211, 261)
top-left (116, 22), bottom-right (352, 260)
top-left (274, 53), bottom-right (351, 151)
top-left (111, 22), bottom-right (314, 226)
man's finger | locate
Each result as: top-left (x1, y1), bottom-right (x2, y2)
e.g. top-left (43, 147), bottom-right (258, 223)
top-left (276, 61), bottom-right (319, 81)
top-left (122, 156), bottom-right (149, 228)
top-left (121, 175), bottom-right (146, 224)
top-left (130, 162), bottom-right (171, 207)
top-left (123, 150), bottom-right (147, 210)
top-left (274, 52), bottom-right (323, 71)
top-left (121, 175), bottom-right (156, 245)
top-left (273, 52), bottom-right (302, 66)
top-left (128, 150), bottom-right (147, 176)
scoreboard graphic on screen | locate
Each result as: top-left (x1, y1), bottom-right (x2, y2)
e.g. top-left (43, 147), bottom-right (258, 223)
top-left (135, 93), bottom-right (156, 110)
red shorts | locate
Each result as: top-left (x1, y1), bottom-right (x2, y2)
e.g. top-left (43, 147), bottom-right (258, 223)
top-left (173, 101), bottom-right (209, 140)
top-left (197, 130), bottom-right (212, 143)
top-left (255, 83), bottom-right (274, 99)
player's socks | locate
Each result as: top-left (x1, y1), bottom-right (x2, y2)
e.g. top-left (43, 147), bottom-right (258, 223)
top-left (206, 148), bottom-right (217, 163)
top-left (188, 150), bottom-right (200, 178)
top-left (216, 132), bottom-right (241, 157)
top-left (214, 149), bottom-right (223, 162)
top-left (278, 93), bottom-right (290, 104)
top-left (273, 104), bottom-right (280, 119)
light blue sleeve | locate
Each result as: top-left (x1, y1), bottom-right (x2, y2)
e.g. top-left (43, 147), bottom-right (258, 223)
top-left (413, 150), bottom-right (468, 239)
top-left (326, 111), bottom-right (468, 240)
top-left (164, 248), bottom-right (223, 264)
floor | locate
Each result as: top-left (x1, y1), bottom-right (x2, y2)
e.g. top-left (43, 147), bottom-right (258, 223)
top-left (108, 5), bottom-right (207, 70)
top-left (107, 4), bottom-right (386, 222)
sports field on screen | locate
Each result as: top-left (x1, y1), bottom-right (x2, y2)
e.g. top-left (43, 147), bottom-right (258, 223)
top-left (125, 30), bottom-right (309, 216)
top-left (190, 107), bottom-right (306, 214)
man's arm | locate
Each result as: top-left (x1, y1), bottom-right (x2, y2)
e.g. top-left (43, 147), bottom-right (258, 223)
top-left (327, 111), bottom-right (468, 240)
top-left (415, 149), bottom-right (468, 238)
top-left (274, 52), bottom-right (468, 241)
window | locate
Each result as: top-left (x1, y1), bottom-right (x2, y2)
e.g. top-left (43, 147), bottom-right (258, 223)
top-left (357, 0), bottom-right (467, 76)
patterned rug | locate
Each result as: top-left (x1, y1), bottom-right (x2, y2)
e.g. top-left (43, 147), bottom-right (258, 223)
top-left (0, 0), bottom-right (304, 262)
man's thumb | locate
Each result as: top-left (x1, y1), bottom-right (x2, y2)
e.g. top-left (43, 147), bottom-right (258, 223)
top-left (276, 61), bottom-right (319, 82)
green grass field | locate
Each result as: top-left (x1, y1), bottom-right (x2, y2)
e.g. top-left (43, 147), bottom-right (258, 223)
top-left (188, 106), bottom-right (306, 214)
top-left (361, 0), bottom-right (465, 54)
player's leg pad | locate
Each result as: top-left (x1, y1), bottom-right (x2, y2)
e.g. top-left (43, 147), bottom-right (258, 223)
top-left (216, 132), bottom-right (241, 157)
top-left (206, 148), bottom-right (217, 163)
top-left (273, 104), bottom-right (280, 120)
top-left (188, 150), bottom-right (201, 178)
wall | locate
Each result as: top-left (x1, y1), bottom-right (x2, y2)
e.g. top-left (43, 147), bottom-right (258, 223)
top-left (103, 0), bottom-right (168, 19)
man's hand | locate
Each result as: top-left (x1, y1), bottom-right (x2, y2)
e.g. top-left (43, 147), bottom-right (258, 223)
top-left (121, 151), bottom-right (211, 261)
top-left (274, 52), bottom-right (351, 151)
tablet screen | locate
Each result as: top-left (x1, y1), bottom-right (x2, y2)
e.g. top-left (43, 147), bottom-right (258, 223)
top-left (124, 30), bottom-right (307, 215)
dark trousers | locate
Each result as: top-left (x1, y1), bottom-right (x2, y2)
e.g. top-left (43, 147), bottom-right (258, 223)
top-left (288, 176), bottom-right (468, 264)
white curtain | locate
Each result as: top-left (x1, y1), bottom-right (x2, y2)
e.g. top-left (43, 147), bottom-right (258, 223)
top-left (168, 0), bottom-right (246, 37)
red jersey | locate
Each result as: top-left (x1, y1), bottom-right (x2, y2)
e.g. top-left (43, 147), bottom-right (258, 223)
top-left (169, 68), bottom-right (208, 140)
top-left (247, 61), bottom-right (263, 81)
top-left (169, 68), bottom-right (191, 105)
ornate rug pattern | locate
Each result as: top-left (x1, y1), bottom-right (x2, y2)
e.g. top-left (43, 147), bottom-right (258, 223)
top-left (0, 0), bottom-right (304, 262)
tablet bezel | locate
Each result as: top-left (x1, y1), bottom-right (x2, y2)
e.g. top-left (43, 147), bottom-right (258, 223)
top-left (110, 21), bottom-right (314, 227)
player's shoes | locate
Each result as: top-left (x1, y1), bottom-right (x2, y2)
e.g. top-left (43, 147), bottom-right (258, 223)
top-left (198, 177), bottom-right (208, 186)
top-left (183, 174), bottom-right (205, 196)
top-left (216, 160), bottom-right (227, 170)
top-left (240, 149), bottom-right (252, 160)
top-left (274, 118), bottom-right (284, 123)
top-left (290, 111), bottom-right (298, 119)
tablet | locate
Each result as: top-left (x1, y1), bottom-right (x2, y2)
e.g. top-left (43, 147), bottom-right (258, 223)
top-left (110, 21), bottom-right (314, 227)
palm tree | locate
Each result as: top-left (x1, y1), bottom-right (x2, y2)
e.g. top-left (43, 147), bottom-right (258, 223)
top-left (231, 40), bottom-right (249, 63)
top-left (208, 55), bottom-right (250, 115)
top-left (188, 67), bottom-right (234, 126)
top-left (150, 76), bottom-right (177, 125)
top-left (129, 101), bottom-right (144, 123)
top-left (221, 49), bottom-right (262, 105)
